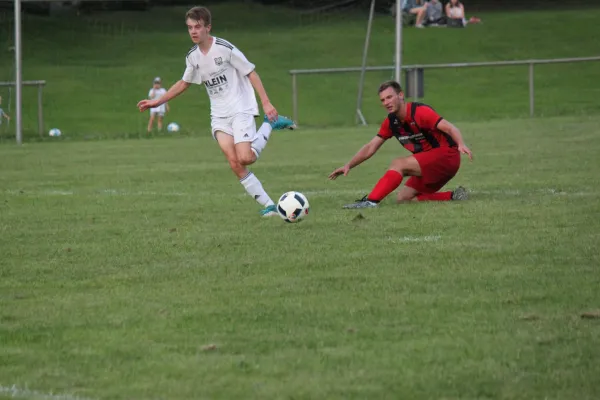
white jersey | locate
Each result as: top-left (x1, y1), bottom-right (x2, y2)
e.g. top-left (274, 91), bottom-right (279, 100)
top-left (181, 37), bottom-right (259, 118)
top-left (148, 88), bottom-right (167, 113)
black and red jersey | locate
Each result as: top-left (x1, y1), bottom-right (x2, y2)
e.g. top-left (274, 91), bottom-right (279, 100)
top-left (378, 102), bottom-right (457, 154)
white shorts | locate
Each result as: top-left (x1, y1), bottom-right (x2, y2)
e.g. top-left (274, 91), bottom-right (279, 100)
top-left (150, 105), bottom-right (165, 116)
top-left (211, 113), bottom-right (257, 144)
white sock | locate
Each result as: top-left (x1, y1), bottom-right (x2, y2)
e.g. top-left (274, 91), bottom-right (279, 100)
top-left (240, 171), bottom-right (274, 207)
top-left (251, 123), bottom-right (273, 156)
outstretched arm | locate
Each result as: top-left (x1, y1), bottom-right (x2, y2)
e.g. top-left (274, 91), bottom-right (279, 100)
top-left (438, 119), bottom-right (473, 160)
top-left (138, 80), bottom-right (190, 112)
top-left (329, 136), bottom-right (386, 180)
top-left (248, 71), bottom-right (277, 121)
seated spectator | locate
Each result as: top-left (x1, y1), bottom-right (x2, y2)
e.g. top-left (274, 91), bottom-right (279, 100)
top-left (445, 0), bottom-right (481, 28)
top-left (424, 0), bottom-right (445, 27)
top-left (396, 0), bottom-right (428, 28)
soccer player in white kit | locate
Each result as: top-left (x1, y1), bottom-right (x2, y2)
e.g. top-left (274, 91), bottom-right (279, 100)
top-left (137, 6), bottom-right (296, 217)
top-left (147, 77), bottom-right (168, 133)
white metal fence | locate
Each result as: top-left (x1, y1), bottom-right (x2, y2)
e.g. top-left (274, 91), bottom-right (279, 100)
top-left (289, 56), bottom-right (600, 126)
top-left (0, 80), bottom-right (46, 138)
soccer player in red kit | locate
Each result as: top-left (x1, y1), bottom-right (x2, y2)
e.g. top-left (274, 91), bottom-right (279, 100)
top-left (329, 80), bottom-right (473, 209)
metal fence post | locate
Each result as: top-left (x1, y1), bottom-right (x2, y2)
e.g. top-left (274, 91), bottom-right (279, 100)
top-left (413, 68), bottom-right (418, 100)
top-left (292, 73), bottom-right (298, 126)
top-left (529, 63), bottom-right (534, 118)
top-left (356, 0), bottom-right (375, 126)
top-left (38, 84), bottom-right (44, 138)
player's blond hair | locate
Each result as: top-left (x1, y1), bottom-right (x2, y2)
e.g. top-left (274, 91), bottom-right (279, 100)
top-left (185, 6), bottom-right (211, 26)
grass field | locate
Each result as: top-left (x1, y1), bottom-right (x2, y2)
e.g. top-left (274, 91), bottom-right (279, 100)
top-left (1, 114), bottom-right (600, 399)
top-left (1, 2), bottom-right (600, 398)
top-left (1, 4), bottom-right (600, 140)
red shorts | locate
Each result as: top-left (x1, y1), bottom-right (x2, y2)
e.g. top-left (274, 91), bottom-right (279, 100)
top-left (405, 147), bottom-right (460, 194)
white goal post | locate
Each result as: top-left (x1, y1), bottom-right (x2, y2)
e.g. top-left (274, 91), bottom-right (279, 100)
top-left (13, 0), bottom-right (23, 144)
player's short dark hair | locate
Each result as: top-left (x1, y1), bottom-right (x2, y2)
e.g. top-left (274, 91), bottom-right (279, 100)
top-left (185, 6), bottom-right (211, 26)
top-left (378, 80), bottom-right (403, 94)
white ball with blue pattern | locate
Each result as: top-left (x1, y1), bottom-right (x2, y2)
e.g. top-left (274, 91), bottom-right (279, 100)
top-left (167, 122), bottom-right (180, 133)
top-left (48, 128), bottom-right (61, 137)
top-left (277, 191), bottom-right (310, 223)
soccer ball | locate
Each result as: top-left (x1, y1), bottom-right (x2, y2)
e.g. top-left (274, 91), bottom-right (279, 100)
top-left (49, 128), bottom-right (61, 137)
top-left (167, 122), bottom-right (180, 133)
top-left (277, 191), bottom-right (310, 223)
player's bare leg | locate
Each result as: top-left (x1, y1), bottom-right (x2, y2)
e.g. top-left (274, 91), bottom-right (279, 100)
top-left (343, 156), bottom-right (421, 209)
top-left (147, 114), bottom-right (155, 133)
top-left (388, 156), bottom-right (421, 176)
top-left (413, 6), bottom-right (427, 27)
top-left (234, 141), bottom-right (258, 166)
top-left (396, 186), bottom-right (420, 203)
top-left (399, 186), bottom-right (469, 202)
top-left (157, 116), bottom-right (164, 131)
top-left (216, 132), bottom-right (277, 216)
top-left (251, 115), bottom-right (297, 158)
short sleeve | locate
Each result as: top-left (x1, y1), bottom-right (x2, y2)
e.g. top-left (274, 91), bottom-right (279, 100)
top-left (182, 56), bottom-right (198, 83)
top-left (230, 47), bottom-right (255, 76)
top-left (414, 105), bottom-right (443, 130)
top-left (377, 118), bottom-right (393, 140)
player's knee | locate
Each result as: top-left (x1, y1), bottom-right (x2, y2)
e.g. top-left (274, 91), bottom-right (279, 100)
top-left (391, 158), bottom-right (420, 176)
top-left (240, 156), bottom-right (254, 165)
top-left (397, 193), bottom-right (417, 202)
top-left (389, 160), bottom-right (408, 175)
top-left (236, 151), bottom-right (256, 166)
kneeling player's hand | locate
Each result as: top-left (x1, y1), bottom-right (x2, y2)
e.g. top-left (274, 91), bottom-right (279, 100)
top-left (137, 99), bottom-right (154, 112)
top-left (328, 165), bottom-right (350, 180)
top-left (458, 144), bottom-right (473, 161)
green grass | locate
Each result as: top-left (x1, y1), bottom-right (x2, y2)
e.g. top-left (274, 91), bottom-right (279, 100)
top-left (1, 115), bottom-right (600, 399)
top-left (1, 3), bottom-right (599, 398)
top-left (0, 4), bottom-right (599, 140)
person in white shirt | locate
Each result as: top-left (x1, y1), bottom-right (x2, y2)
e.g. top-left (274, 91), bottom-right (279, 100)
top-left (445, 0), bottom-right (481, 27)
top-left (0, 96), bottom-right (10, 128)
top-left (147, 77), bottom-right (169, 133)
top-left (137, 6), bottom-right (296, 217)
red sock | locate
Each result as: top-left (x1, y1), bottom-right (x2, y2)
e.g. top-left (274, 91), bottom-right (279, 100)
top-left (368, 170), bottom-right (403, 202)
top-left (416, 191), bottom-right (452, 202)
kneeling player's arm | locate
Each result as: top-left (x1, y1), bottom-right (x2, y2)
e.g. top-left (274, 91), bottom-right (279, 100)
top-left (346, 136), bottom-right (386, 169)
top-left (157, 80), bottom-right (191, 106)
top-left (247, 71), bottom-right (271, 107)
top-left (438, 119), bottom-right (466, 146)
